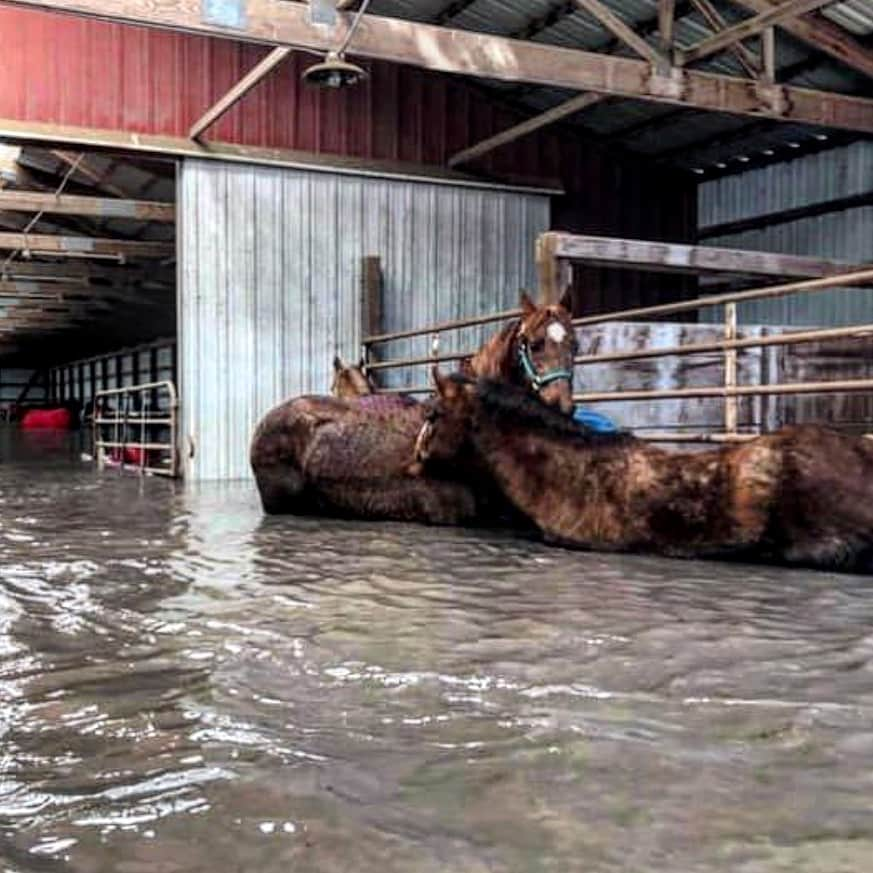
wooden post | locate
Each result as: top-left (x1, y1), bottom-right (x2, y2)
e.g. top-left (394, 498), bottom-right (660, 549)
top-left (761, 26), bottom-right (776, 84)
top-left (724, 302), bottom-right (738, 434)
top-left (536, 232), bottom-right (573, 305)
top-left (361, 255), bottom-right (383, 381)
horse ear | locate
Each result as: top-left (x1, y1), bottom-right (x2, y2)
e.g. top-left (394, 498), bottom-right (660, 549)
top-left (520, 291), bottom-right (537, 317)
top-left (333, 355), bottom-right (343, 372)
top-left (431, 365), bottom-right (450, 397)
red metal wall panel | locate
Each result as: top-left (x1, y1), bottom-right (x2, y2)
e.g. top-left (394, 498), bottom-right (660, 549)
top-left (0, 7), bottom-right (696, 312)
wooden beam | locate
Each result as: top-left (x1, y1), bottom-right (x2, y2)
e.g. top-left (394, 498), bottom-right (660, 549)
top-left (573, 0), bottom-right (668, 68)
top-left (698, 189), bottom-right (873, 239)
top-left (0, 190), bottom-right (175, 221)
top-left (0, 259), bottom-right (174, 283)
top-left (688, 0), bottom-right (759, 77)
top-left (0, 232), bottom-right (174, 258)
top-left (761, 25), bottom-right (776, 84)
top-left (658, 0), bottom-right (675, 55)
top-left (732, 0), bottom-right (873, 81)
top-left (361, 255), bottom-right (382, 381)
top-left (189, 46), bottom-right (292, 140)
top-left (536, 233), bottom-right (573, 305)
top-left (52, 151), bottom-right (129, 198)
top-left (449, 92), bottom-right (606, 167)
top-left (542, 232), bottom-right (868, 278)
top-left (0, 279), bottom-right (82, 296)
top-left (677, 0), bottom-right (836, 67)
top-left (6, 0), bottom-right (873, 132)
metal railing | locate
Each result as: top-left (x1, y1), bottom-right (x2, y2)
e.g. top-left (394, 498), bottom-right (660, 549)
top-left (362, 260), bottom-right (873, 441)
top-left (93, 380), bottom-right (179, 477)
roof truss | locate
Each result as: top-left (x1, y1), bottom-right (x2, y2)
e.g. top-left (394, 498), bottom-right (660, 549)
top-left (6, 0), bottom-right (872, 135)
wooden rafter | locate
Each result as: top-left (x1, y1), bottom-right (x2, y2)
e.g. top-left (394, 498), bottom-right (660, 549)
top-left (189, 46), bottom-right (292, 140)
top-left (6, 0), bottom-right (873, 133)
top-left (573, 0), bottom-right (668, 68)
top-left (658, 0), bottom-right (676, 54)
top-left (0, 232), bottom-right (174, 258)
top-left (449, 92), bottom-right (605, 167)
top-left (0, 190), bottom-right (175, 221)
top-left (688, 0), bottom-right (760, 77)
top-left (732, 0), bottom-right (873, 81)
top-left (677, 0), bottom-right (838, 66)
top-left (52, 151), bottom-right (129, 198)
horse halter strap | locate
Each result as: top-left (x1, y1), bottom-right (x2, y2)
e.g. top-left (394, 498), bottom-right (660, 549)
top-left (517, 335), bottom-right (573, 390)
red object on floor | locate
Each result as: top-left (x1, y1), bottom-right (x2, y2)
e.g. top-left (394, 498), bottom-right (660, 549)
top-left (21, 408), bottom-right (72, 430)
top-left (108, 447), bottom-right (148, 466)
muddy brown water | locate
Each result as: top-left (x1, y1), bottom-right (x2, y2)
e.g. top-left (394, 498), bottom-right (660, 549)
top-left (1, 428), bottom-right (873, 872)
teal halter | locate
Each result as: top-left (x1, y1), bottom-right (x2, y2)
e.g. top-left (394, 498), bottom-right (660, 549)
top-left (517, 339), bottom-right (573, 390)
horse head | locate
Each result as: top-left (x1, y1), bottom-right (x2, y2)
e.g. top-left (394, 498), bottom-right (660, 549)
top-left (331, 355), bottom-right (375, 398)
top-left (413, 366), bottom-right (476, 467)
top-left (470, 291), bottom-right (577, 414)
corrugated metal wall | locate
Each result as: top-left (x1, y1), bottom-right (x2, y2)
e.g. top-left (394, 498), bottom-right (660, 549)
top-left (699, 142), bottom-right (873, 325)
top-left (179, 159), bottom-right (549, 481)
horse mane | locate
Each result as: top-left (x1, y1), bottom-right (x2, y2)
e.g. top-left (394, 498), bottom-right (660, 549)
top-left (469, 320), bottom-right (518, 380)
top-left (475, 378), bottom-right (632, 446)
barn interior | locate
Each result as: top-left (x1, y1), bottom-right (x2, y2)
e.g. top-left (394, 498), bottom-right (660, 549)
top-left (0, 0), bottom-right (870, 477)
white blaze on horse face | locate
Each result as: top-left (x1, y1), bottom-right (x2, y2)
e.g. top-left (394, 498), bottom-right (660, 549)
top-left (546, 321), bottom-right (567, 344)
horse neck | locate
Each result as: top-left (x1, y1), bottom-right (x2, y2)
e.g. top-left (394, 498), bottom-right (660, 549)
top-left (470, 409), bottom-right (591, 507)
top-left (471, 321), bottom-right (519, 383)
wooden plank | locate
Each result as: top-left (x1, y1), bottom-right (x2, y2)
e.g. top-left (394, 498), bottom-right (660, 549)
top-left (688, 0), bottom-right (759, 77)
top-left (732, 0), bottom-right (873, 81)
top-left (189, 46), bottom-right (292, 140)
top-left (0, 190), bottom-right (175, 221)
top-left (361, 255), bottom-right (382, 380)
top-left (0, 232), bottom-right (174, 258)
top-left (0, 118), bottom-right (562, 196)
top-left (0, 259), bottom-right (173, 281)
top-left (677, 0), bottom-right (836, 67)
top-left (536, 233), bottom-right (572, 305)
top-left (52, 151), bottom-right (129, 198)
top-left (573, 0), bottom-right (668, 68)
top-left (544, 232), bottom-right (868, 278)
top-left (761, 25), bottom-right (776, 84)
top-left (658, 0), bottom-right (675, 54)
top-left (448, 92), bottom-right (606, 167)
top-left (6, 0), bottom-right (873, 132)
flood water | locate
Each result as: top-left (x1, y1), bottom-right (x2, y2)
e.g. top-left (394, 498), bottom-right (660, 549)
top-left (1, 429), bottom-right (873, 872)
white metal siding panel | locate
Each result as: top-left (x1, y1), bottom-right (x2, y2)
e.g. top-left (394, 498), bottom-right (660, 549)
top-left (178, 159), bottom-right (550, 481)
top-left (699, 142), bottom-right (873, 326)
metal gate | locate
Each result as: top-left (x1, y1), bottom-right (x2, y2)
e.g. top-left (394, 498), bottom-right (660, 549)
top-left (93, 380), bottom-right (179, 477)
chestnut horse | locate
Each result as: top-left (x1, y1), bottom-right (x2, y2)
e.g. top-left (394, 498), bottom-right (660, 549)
top-left (250, 292), bottom-right (576, 522)
top-left (330, 356), bottom-right (374, 398)
top-left (415, 373), bottom-right (873, 573)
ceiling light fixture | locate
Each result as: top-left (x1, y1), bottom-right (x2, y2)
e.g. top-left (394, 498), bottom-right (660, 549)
top-left (302, 0), bottom-right (371, 89)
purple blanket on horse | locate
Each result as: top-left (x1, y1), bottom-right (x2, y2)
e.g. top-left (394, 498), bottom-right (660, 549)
top-left (353, 394), bottom-right (419, 413)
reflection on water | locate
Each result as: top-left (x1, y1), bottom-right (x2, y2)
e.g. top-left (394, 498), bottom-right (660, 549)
top-left (1, 428), bottom-right (873, 872)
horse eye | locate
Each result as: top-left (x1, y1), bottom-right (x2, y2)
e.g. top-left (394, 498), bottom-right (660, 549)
top-left (530, 338), bottom-right (545, 353)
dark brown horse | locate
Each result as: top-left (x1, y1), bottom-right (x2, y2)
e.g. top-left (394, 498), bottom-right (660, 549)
top-left (250, 292), bottom-right (577, 522)
top-left (415, 372), bottom-right (873, 573)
